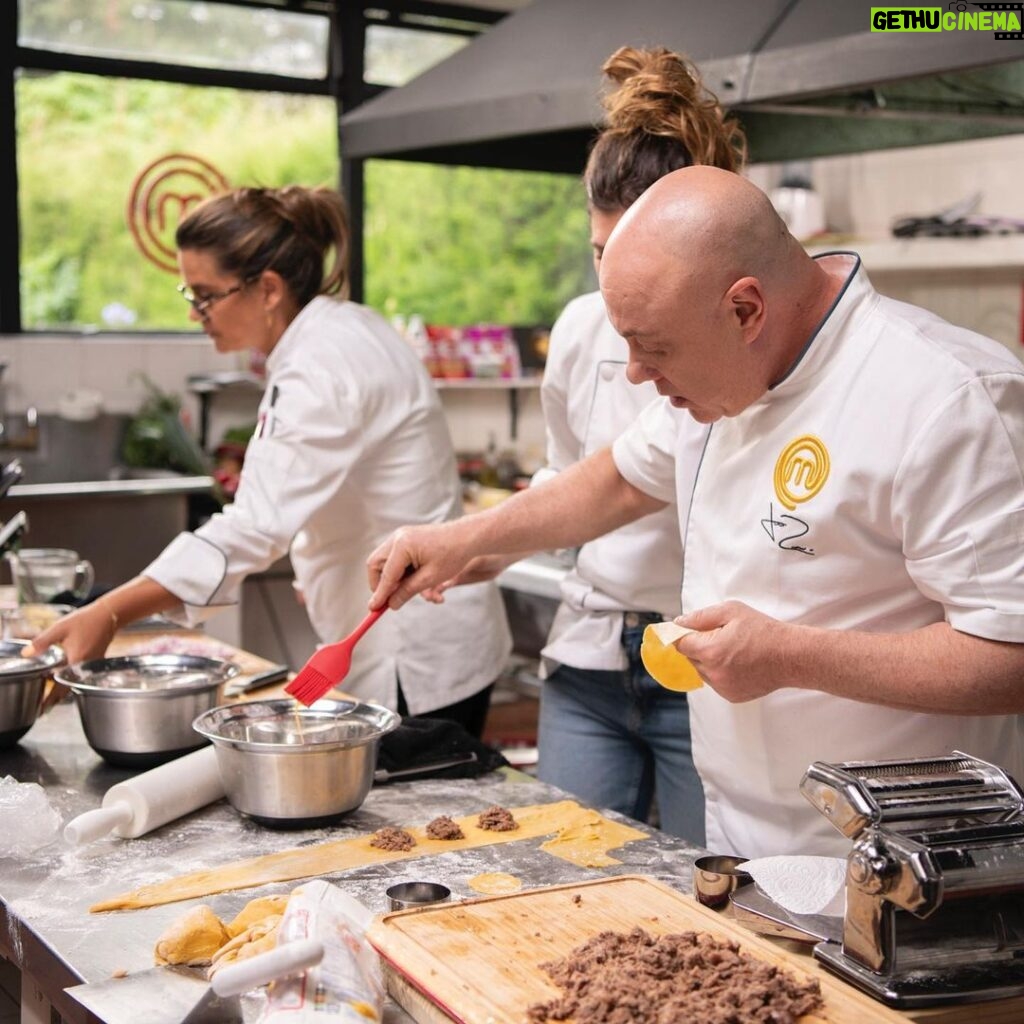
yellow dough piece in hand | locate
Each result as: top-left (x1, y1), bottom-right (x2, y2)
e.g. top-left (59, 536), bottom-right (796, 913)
top-left (640, 622), bottom-right (704, 692)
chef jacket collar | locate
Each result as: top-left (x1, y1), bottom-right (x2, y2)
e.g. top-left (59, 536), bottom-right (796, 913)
top-left (767, 252), bottom-right (876, 396)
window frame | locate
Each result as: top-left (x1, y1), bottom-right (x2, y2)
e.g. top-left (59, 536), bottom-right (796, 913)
top-left (0, 0), bottom-right (503, 334)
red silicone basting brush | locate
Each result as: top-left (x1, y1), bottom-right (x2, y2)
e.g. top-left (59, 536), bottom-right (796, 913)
top-left (285, 606), bottom-right (387, 706)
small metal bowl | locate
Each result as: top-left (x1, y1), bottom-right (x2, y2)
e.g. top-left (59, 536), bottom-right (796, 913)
top-left (0, 640), bottom-right (65, 748)
top-left (57, 654), bottom-right (238, 768)
top-left (193, 698), bottom-right (401, 829)
top-left (693, 854), bottom-right (753, 908)
top-left (386, 882), bottom-right (451, 912)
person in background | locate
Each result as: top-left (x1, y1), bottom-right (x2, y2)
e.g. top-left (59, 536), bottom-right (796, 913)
top-left (439, 48), bottom-right (745, 842)
top-left (367, 166), bottom-right (1024, 857)
top-left (32, 185), bottom-right (511, 737)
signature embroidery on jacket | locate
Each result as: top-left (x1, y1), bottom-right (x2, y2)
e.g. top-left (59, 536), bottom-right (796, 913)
top-left (761, 503), bottom-right (815, 556)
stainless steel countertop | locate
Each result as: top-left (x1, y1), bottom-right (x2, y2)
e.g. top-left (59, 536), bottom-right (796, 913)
top-left (0, 702), bottom-right (702, 1024)
top-left (9, 475), bottom-right (214, 499)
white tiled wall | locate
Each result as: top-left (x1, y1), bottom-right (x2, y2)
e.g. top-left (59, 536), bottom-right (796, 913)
top-left (435, 385), bottom-right (546, 466)
top-left (748, 133), bottom-right (1024, 236)
top-left (0, 333), bottom-right (241, 419)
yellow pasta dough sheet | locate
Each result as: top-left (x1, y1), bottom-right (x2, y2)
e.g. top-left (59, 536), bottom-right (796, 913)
top-left (91, 801), bottom-right (646, 913)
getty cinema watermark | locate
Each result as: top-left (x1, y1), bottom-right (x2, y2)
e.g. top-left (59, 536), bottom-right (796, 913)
top-left (871, 4), bottom-right (1024, 38)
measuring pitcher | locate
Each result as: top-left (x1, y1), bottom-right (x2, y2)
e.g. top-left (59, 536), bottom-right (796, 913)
top-left (6, 548), bottom-right (94, 604)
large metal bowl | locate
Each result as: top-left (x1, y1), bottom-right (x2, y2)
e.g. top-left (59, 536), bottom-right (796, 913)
top-left (193, 698), bottom-right (400, 829)
top-left (0, 640), bottom-right (65, 748)
top-left (56, 654), bottom-right (239, 768)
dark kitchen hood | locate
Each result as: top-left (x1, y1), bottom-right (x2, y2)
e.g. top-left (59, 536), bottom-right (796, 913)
top-left (339, 0), bottom-right (1024, 172)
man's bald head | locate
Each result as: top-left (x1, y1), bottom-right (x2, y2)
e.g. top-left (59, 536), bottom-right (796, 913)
top-left (602, 166), bottom-right (796, 296)
top-left (598, 167), bottom-right (839, 422)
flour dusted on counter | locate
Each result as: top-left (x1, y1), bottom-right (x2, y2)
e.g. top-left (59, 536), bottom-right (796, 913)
top-left (0, 776), bottom-right (61, 856)
top-left (261, 880), bottom-right (383, 1024)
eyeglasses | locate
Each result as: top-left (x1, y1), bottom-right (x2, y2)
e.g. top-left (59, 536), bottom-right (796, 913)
top-left (177, 280), bottom-right (249, 317)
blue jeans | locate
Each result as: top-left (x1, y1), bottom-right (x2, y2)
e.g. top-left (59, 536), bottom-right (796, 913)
top-left (537, 616), bottom-right (706, 845)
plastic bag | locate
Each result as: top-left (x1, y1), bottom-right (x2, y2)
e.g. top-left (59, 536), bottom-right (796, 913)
top-left (0, 775), bottom-right (61, 856)
top-left (261, 879), bottom-right (383, 1023)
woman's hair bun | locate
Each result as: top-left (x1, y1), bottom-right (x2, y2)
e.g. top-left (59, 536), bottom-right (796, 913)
top-left (598, 45), bottom-right (746, 172)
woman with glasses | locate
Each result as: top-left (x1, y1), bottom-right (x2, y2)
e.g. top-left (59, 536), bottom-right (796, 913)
top-left (32, 185), bottom-right (511, 736)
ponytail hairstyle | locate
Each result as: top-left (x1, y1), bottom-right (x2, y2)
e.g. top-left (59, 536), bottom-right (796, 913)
top-left (176, 185), bottom-right (350, 305)
top-left (584, 46), bottom-right (747, 213)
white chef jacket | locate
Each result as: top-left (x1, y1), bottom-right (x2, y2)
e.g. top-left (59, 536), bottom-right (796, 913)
top-left (613, 254), bottom-right (1024, 858)
top-left (145, 297), bottom-right (512, 715)
top-left (533, 291), bottom-right (707, 675)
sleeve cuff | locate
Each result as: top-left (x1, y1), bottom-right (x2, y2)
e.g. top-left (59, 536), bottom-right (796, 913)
top-left (144, 533), bottom-right (231, 608)
top-left (612, 432), bottom-right (677, 505)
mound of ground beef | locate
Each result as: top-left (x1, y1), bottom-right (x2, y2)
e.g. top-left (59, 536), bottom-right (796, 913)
top-left (369, 826), bottom-right (416, 851)
top-left (526, 927), bottom-right (823, 1024)
top-left (477, 805), bottom-right (519, 832)
top-left (426, 815), bottom-right (465, 840)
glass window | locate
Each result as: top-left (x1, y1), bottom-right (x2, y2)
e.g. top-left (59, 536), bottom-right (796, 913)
top-left (365, 161), bottom-right (593, 327)
top-left (18, 0), bottom-right (330, 79)
top-left (17, 70), bottom-right (339, 331)
top-left (365, 25), bottom-right (468, 87)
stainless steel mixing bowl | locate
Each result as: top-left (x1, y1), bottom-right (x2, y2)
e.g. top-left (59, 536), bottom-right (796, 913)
top-left (57, 654), bottom-right (239, 768)
top-left (0, 639), bottom-right (65, 747)
top-left (192, 698), bottom-right (401, 828)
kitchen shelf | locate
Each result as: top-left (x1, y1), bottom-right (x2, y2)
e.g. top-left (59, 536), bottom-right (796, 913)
top-left (433, 377), bottom-right (541, 390)
top-left (810, 235), bottom-right (1024, 272)
top-left (187, 372), bottom-right (543, 447)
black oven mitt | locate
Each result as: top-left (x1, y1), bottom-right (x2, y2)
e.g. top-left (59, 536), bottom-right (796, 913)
top-left (375, 716), bottom-right (509, 783)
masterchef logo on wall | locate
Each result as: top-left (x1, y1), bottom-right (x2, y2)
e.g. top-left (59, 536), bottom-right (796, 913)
top-left (870, 3), bottom-right (1023, 38)
top-left (126, 154), bottom-right (230, 273)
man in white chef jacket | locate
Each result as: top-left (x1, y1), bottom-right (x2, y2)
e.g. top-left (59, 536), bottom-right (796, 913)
top-left (368, 166), bottom-right (1024, 858)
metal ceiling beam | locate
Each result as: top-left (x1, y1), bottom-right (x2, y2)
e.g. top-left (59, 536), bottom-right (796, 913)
top-left (340, 0), bottom-right (1024, 168)
top-left (0, 0), bottom-right (20, 333)
top-left (15, 46), bottom-right (331, 95)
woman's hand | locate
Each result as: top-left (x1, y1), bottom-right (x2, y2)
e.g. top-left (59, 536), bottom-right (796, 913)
top-left (26, 602), bottom-right (119, 712)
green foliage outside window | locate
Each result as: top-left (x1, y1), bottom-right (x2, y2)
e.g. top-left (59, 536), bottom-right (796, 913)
top-left (364, 161), bottom-right (592, 326)
top-left (17, 71), bottom-right (593, 333)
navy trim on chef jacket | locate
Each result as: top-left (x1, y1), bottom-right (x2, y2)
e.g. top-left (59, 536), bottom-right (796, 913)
top-left (769, 251), bottom-right (863, 390)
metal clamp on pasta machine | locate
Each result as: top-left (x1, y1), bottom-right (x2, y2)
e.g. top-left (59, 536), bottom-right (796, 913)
top-left (800, 752), bottom-right (1024, 1007)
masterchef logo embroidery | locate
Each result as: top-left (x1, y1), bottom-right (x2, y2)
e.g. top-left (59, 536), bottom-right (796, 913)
top-left (773, 435), bottom-right (830, 511)
top-left (760, 435), bottom-right (831, 557)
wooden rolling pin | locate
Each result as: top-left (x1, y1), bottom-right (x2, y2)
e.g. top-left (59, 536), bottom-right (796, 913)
top-left (64, 746), bottom-right (225, 844)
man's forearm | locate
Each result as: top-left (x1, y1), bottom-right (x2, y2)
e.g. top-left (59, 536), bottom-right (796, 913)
top-left (789, 621), bottom-right (1024, 714)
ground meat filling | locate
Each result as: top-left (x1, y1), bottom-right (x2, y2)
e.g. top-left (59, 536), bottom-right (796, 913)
top-left (477, 805), bottom-right (519, 832)
top-left (369, 826), bottom-right (416, 851)
top-left (526, 927), bottom-right (823, 1024)
top-left (425, 815), bottom-right (465, 840)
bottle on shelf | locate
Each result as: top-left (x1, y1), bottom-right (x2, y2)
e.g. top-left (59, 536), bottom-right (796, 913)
top-left (478, 433), bottom-right (502, 488)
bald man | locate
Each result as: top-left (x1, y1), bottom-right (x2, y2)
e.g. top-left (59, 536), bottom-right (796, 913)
top-left (368, 167), bottom-right (1024, 858)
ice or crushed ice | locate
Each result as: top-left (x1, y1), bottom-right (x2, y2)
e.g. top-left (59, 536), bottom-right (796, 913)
top-left (0, 775), bottom-right (61, 856)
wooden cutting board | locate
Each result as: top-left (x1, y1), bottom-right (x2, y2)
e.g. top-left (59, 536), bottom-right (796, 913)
top-left (367, 875), bottom-right (1024, 1024)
